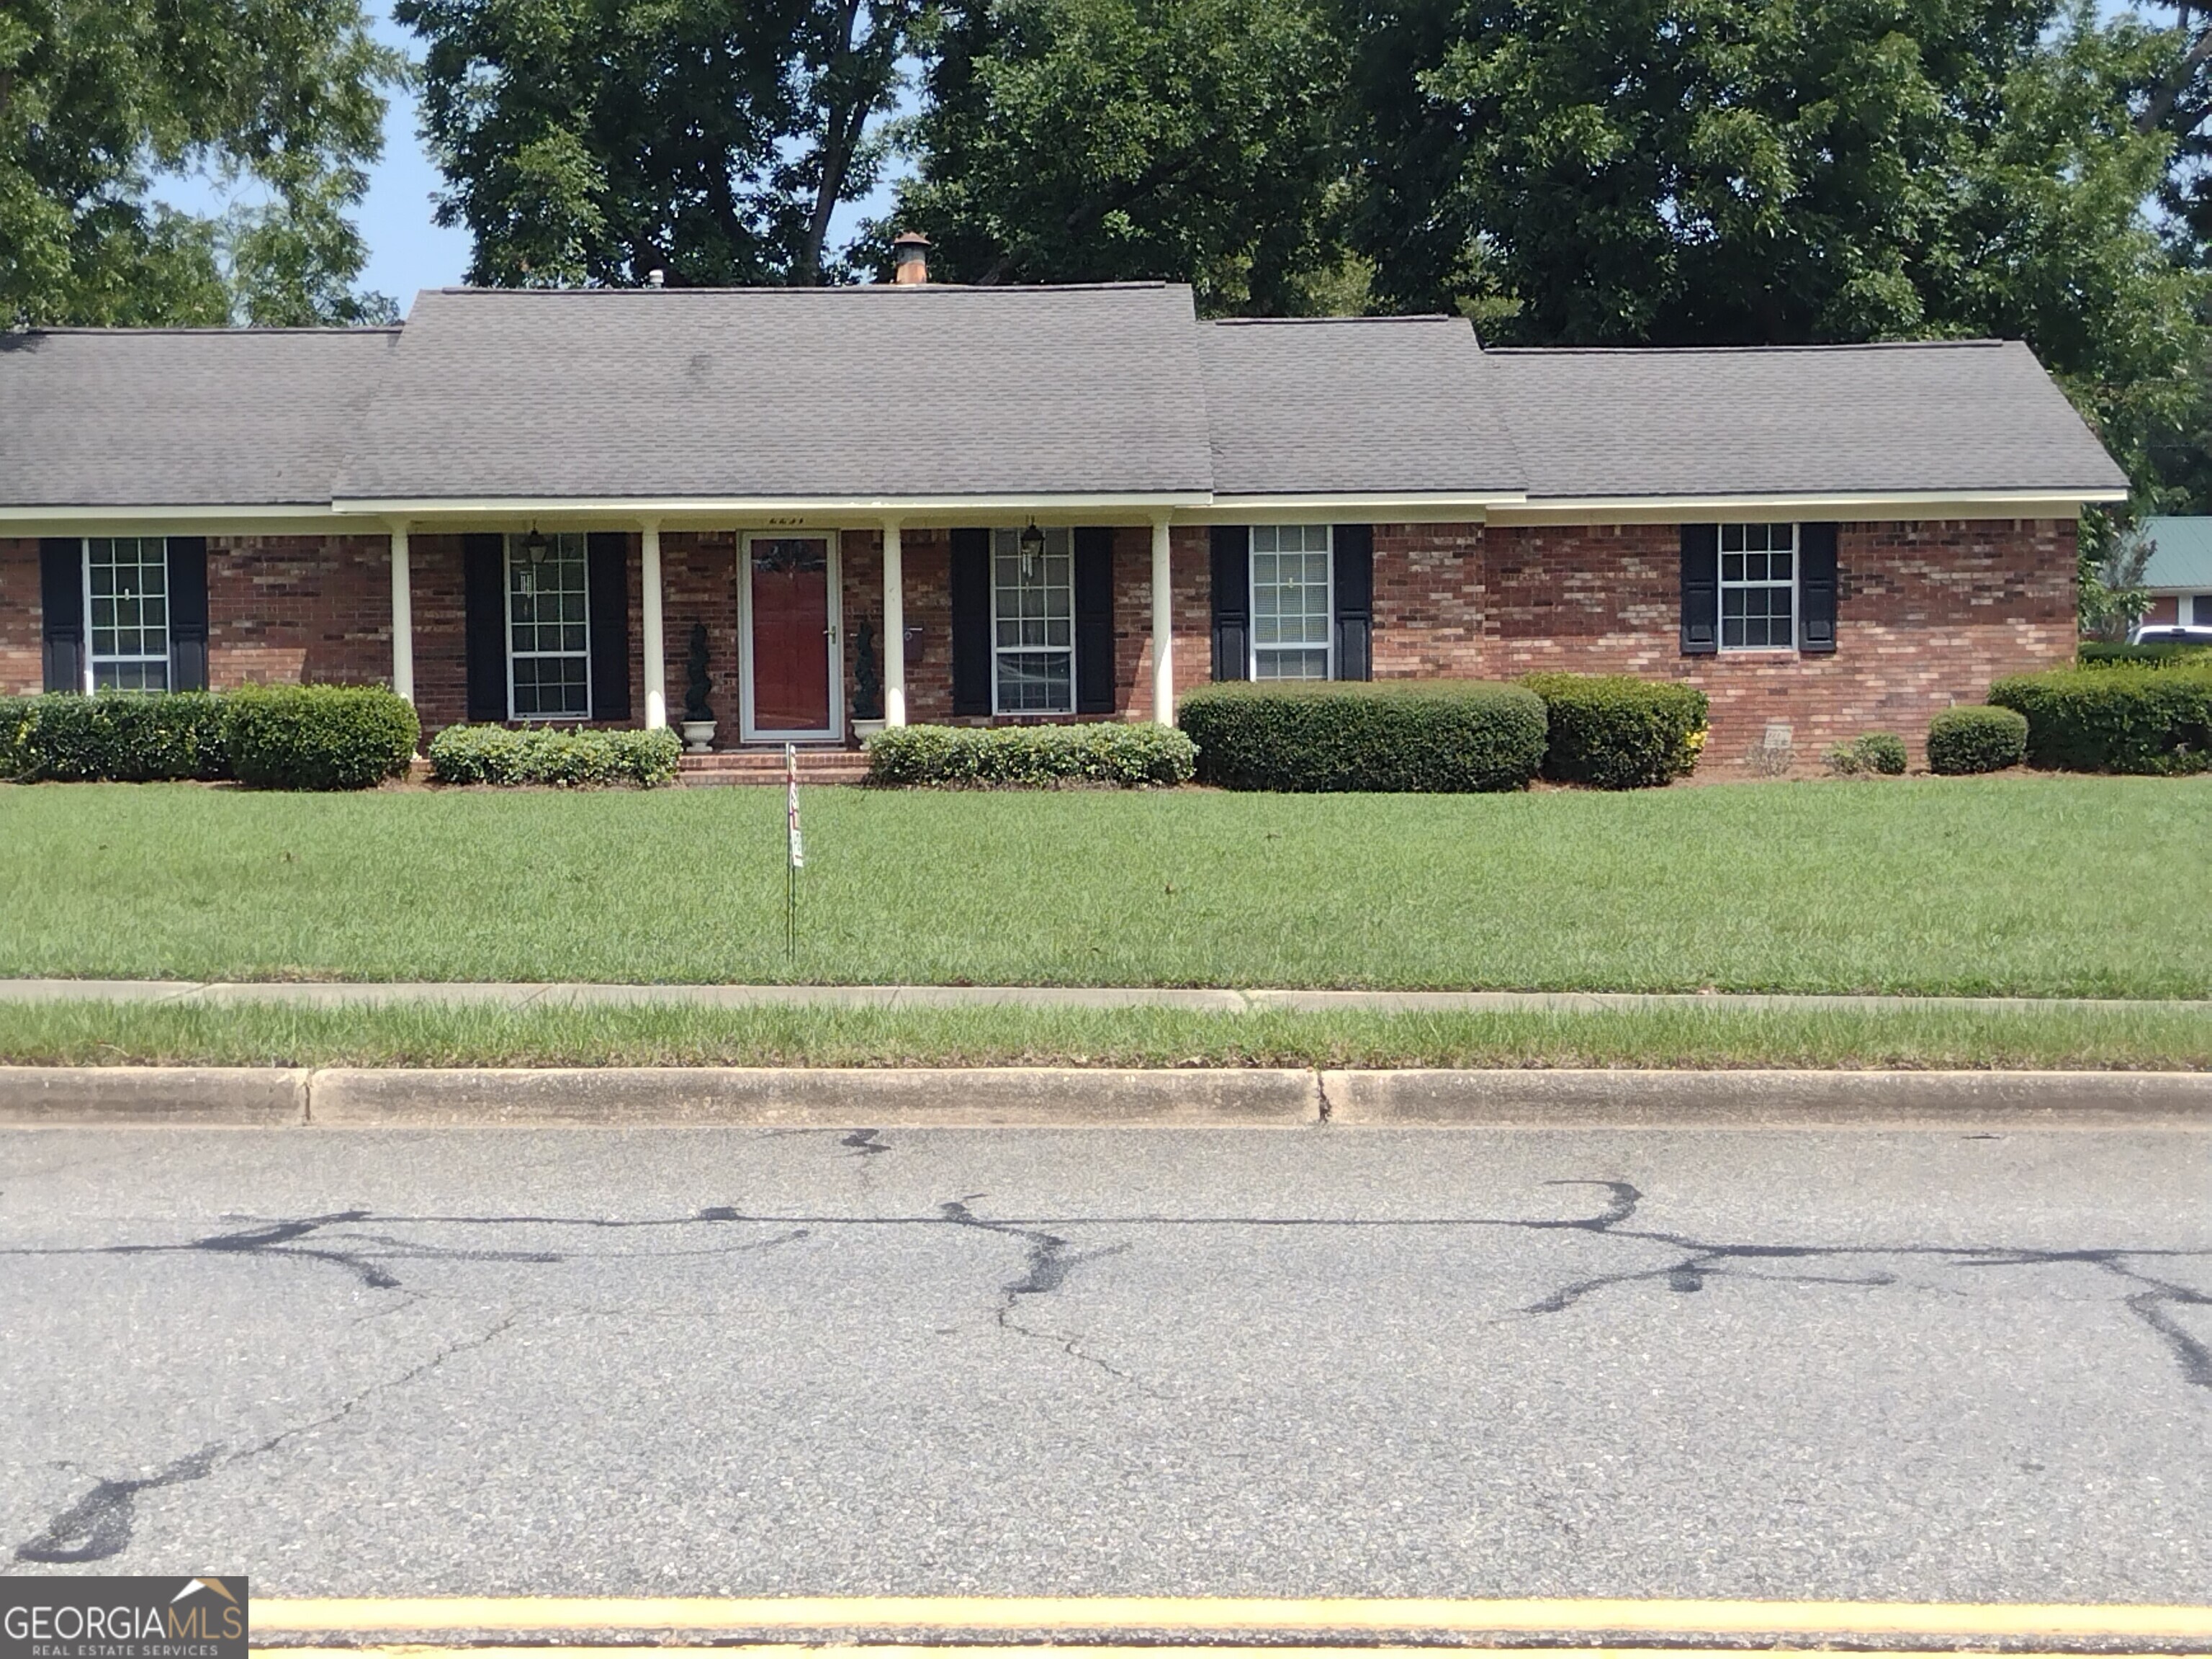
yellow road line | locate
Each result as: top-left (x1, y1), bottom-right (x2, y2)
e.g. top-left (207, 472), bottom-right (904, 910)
top-left (251, 1598), bottom-right (2212, 1642)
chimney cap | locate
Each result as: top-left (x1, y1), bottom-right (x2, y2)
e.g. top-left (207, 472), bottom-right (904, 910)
top-left (891, 230), bottom-right (930, 285)
top-left (892, 231), bottom-right (932, 249)
top-left (647, 268), bottom-right (666, 288)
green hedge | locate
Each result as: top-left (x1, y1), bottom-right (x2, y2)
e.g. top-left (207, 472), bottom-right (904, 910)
top-left (1926, 705), bottom-right (2028, 775)
top-left (866, 722), bottom-right (1196, 787)
top-left (1825, 731), bottom-right (1909, 777)
top-left (1177, 680), bottom-right (1545, 792)
top-left (428, 724), bottom-right (683, 787)
top-left (1987, 667), bottom-right (2212, 775)
top-left (1520, 674), bottom-right (1709, 789)
top-left (0, 693), bottom-right (230, 782)
top-left (2079, 642), bottom-right (2212, 669)
top-left (224, 685), bottom-right (419, 791)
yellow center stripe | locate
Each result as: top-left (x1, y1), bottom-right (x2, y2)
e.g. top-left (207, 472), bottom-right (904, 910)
top-left (251, 1597), bottom-right (2212, 1640)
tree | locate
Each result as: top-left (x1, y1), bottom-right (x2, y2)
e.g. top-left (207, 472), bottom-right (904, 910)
top-left (399, 0), bottom-right (923, 287)
top-left (0, 0), bottom-right (400, 326)
top-left (1344, 0), bottom-right (2209, 500)
top-left (886, 0), bottom-right (1349, 314)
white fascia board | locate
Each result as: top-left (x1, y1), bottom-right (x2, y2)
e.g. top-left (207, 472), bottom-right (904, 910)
top-left (331, 493), bottom-right (1214, 528)
top-left (0, 504), bottom-right (356, 535)
top-left (1490, 488), bottom-right (2127, 525)
top-left (1184, 493), bottom-right (1527, 524)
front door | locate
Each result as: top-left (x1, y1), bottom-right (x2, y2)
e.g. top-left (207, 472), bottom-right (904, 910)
top-left (743, 533), bottom-right (840, 741)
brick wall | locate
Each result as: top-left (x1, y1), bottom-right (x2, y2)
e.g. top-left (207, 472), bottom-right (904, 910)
top-left (1, 539), bottom-right (41, 693)
top-left (204, 534), bottom-right (393, 693)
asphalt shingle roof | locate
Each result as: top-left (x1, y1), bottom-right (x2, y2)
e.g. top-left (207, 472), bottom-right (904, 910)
top-left (1482, 339), bottom-right (2129, 500)
top-left (334, 284), bottom-right (1215, 502)
top-left (1199, 315), bottom-right (1524, 497)
top-left (0, 328), bottom-right (397, 506)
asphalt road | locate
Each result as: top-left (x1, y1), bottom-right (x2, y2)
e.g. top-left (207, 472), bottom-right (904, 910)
top-left (1, 1123), bottom-right (2207, 1601)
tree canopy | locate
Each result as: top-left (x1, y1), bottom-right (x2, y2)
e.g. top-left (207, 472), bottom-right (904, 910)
top-left (0, 0), bottom-right (400, 326)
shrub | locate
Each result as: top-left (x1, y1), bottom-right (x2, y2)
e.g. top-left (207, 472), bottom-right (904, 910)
top-left (1177, 680), bottom-right (1545, 792)
top-left (2078, 642), bottom-right (2212, 669)
top-left (1519, 674), bottom-right (1709, 789)
top-left (1986, 667), bottom-right (2212, 775)
top-left (0, 693), bottom-right (230, 783)
top-left (1825, 731), bottom-right (1908, 777)
top-left (866, 721), bottom-right (1195, 787)
top-left (223, 685), bottom-right (418, 791)
top-left (428, 724), bottom-right (683, 787)
top-left (1926, 706), bottom-right (2028, 775)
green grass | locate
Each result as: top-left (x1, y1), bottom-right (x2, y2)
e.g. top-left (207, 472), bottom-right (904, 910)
top-left (1, 1000), bottom-right (2206, 1070)
top-left (1, 775), bottom-right (2207, 996)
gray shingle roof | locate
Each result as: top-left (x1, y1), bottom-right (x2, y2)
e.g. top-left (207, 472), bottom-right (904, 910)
top-left (1481, 339), bottom-right (2129, 500)
top-left (333, 284), bottom-right (1215, 502)
top-left (1199, 315), bottom-right (1524, 497)
top-left (0, 328), bottom-right (396, 506)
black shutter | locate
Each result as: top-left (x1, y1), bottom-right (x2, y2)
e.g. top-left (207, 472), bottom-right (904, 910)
top-left (463, 533), bottom-right (507, 721)
top-left (1681, 524), bottom-right (1719, 656)
top-left (166, 536), bottom-right (209, 692)
top-left (1210, 526), bottom-right (1250, 681)
top-left (1331, 523), bottom-right (1374, 681)
top-left (1074, 526), bottom-right (1115, 714)
top-left (586, 531), bottom-right (631, 720)
top-left (39, 538), bottom-right (83, 693)
top-left (950, 527), bottom-right (992, 715)
top-left (1799, 522), bottom-right (1838, 655)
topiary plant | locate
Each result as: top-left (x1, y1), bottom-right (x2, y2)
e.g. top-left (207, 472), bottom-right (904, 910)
top-left (1926, 705), bottom-right (2029, 775)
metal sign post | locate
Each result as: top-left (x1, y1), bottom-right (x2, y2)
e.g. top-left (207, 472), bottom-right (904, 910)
top-left (784, 742), bottom-right (804, 961)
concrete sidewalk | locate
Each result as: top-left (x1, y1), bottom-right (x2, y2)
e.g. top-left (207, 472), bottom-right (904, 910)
top-left (4, 978), bottom-right (2208, 1015)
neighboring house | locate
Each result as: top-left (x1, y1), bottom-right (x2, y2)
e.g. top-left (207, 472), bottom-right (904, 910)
top-left (0, 256), bottom-right (2128, 766)
top-left (2136, 517), bottom-right (2212, 628)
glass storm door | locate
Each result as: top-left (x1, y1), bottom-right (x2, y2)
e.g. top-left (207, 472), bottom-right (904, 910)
top-left (746, 535), bottom-right (837, 737)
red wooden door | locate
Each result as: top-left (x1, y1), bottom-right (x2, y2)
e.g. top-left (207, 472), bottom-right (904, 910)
top-left (749, 537), bottom-right (832, 732)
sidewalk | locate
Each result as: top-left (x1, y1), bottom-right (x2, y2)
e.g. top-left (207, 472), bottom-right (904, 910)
top-left (4, 979), bottom-right (2207, 1014)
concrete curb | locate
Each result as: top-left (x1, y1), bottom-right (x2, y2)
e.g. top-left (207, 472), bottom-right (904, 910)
top-left (4, 1065), bottom-right (2211, 1128)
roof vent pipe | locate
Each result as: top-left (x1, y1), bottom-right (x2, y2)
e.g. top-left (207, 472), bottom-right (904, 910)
top-left (891, 232), bottom-right (930, 286)
top-left (647, 268), bottom-right (666, 288)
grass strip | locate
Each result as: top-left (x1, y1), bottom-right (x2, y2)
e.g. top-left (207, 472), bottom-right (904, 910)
top-left (1, 1000), bottom-right (2206, 1070)
top-left (3, 776), bottom-right (2208, 996)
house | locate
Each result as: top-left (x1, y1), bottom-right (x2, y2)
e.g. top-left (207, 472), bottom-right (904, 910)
top-left (2136, 517), bottom-right (2212, 630)
top-left (0, 254), bottom-right (2128, 768)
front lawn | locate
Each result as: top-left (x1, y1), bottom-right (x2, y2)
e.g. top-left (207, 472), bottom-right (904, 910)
top-left (0, 775), bottom-right (2206, 996)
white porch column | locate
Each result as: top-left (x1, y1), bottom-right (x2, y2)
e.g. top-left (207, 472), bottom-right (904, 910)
top-left (1150, 515), bottom-right (1174, 725)
top-left (640, 518), bottom-right (667, 729)
top-left (388, 521), bottom-right (414, 704)
top-left (882, 517), bottom-right (907, 727)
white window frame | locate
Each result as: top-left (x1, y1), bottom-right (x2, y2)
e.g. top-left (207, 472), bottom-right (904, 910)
top-left (1249, 523), bottom-right (1335, 681)
top-left (989, 526), bottom-right (1076, 716)
top-left (1718, 521), bottom-right (1799, 654)
top-left (504, 532), bottom-right (593, 722)
top-left (82, 536), bottom-right (171, 693)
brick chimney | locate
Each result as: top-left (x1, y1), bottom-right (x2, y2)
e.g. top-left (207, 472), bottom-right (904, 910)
top-left (891, 231), bottom-right (931, 285)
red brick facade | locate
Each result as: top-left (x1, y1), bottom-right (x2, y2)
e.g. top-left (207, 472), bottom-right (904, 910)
top-left (3, 518), bottom-right (2076, 767)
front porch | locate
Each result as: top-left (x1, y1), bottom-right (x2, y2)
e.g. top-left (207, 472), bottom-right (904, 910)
top-left (387, 520), bottom-right (1188, 748)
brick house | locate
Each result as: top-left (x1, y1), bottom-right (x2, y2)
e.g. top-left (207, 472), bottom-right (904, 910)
top-left (0, 268), bottom-right (2126, 767)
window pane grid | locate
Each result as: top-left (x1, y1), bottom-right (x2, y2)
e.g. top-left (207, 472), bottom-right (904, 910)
top-left (1251, 525), bottom-right (1331, 680)
top-left (992, 529), bottom-right (1074, 713)
top-left (1719, 523), bottom-right (1797, 651)
top-left (86, 536), bottom-right (170, 689)
top-left (508, 532), bottom-right (592, 719)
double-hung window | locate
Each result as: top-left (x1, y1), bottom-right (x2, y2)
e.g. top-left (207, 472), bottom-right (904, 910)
top-left (86, 536), bottom-right (170, 691)
top-left (1251, 524), bottom-right (1332, 679)
top-left (1719, 523), bottom-right (1797, 650)
top-left (507, 532), bottom-right (593, 719)
top-left (991, 526), bottom-right (1074, 714)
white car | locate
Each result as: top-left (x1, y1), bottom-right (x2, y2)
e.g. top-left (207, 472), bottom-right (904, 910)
top-left (2126, 623), bottom-right (2212, 645)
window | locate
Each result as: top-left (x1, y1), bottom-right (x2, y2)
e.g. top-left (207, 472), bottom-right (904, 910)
top-left (1251, 524), bottom-right (1333, 679)
top-left (991, 526), bottom-right (1074, 714)
top-left (507, 532), bottom-right (592, 719)
top-left (85, 537), bottom-right (169, 691)
top-left (2190, 594), bottom-right (2212, 626)
top-left (1720, 523), bottom-right (1797, 650)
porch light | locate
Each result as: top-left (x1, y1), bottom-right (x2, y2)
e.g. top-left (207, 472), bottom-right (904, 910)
top-left (1019, 519), bottom-right (1046, 580)
top-left (523, 526), bottom-right (551, 565)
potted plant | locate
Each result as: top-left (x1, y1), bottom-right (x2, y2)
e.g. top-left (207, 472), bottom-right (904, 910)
top-left (680, 621), bottom-right (716, 751)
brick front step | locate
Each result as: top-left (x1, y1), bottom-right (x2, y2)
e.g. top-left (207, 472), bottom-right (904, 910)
top-left (678, 747), bottom-right (871, 786)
